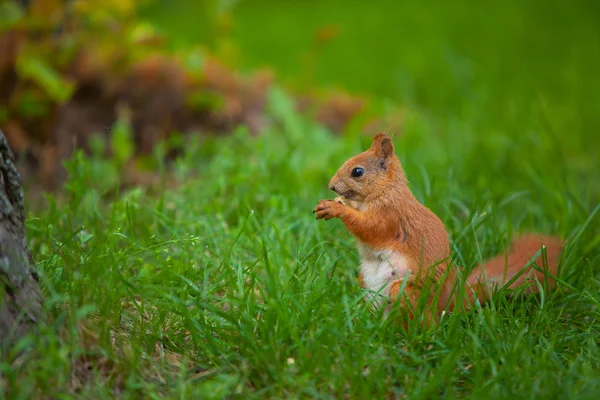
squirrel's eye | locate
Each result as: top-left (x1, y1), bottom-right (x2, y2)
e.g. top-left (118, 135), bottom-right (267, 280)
top-left (351, 167), bottom-right (364, 178)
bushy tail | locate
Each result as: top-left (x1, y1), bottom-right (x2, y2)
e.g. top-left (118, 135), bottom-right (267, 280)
top-left (461, 234), bottom-right (564, 306)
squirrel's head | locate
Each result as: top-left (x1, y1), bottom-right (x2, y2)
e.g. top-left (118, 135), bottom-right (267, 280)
top-left (328, 133), bottom-right (406, 206)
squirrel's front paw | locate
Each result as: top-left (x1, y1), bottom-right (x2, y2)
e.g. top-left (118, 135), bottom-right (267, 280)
top-left (313, 199), bottom-right (345, 220)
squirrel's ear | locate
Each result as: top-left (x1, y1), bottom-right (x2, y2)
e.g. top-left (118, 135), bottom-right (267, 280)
top-left (371, 133), bottom-right (394, 168)
top-left (370, 133), bottom-right (387, 150)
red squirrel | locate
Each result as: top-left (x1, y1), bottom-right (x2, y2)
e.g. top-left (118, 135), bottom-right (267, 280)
top-left (313, 133), bottom-right (564, 323)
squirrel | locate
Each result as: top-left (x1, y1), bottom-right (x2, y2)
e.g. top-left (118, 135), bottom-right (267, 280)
top-left (313, 132), bottom-right (564, 324)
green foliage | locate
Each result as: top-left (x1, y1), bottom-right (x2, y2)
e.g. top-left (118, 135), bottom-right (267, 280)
top-left (0, 1), bottom-right (24, 30)
top-left (110, 110), bottom-right (136, 169)
top-left (15, 54), bottom-right (75, 103)
top-left (12, 88), bottom-right (52, 119)
top-left (62, 114), bottom-right (137, 198)
top-left (1, 0), bottom-right (175, 123)
top-left (3, 86), bottom-right (599, 398)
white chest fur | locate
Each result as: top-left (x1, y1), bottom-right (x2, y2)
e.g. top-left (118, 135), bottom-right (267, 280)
top-left (358, 243), bottom-right (410, 308)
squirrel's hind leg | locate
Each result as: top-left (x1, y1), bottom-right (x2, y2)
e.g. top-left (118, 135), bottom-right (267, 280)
top-left (388, 281), bottom-right (435, 328)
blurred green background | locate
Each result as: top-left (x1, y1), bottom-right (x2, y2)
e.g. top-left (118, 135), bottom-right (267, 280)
top-left (142, 0), bottom-right (600, 142)
top-left (2, 0), bottom-right (599, 187)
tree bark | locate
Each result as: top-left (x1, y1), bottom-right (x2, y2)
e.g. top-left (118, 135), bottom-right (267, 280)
top-left (0, 129), bottom-right (42, 347)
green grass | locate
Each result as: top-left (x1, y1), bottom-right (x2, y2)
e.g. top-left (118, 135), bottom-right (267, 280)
top-left (2, 84), bottom-right (599, 398)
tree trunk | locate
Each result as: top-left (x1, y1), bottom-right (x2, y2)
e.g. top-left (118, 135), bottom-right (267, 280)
top-left (0, 129), bottom-right (42, 347)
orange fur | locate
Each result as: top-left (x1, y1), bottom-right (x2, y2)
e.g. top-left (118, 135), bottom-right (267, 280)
top-left (313, 133), bottom-right (564, 322)
top-left (456, 234), bottom-right (564, 308)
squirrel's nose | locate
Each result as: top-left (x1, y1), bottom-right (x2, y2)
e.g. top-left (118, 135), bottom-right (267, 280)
top-left (329, 184), bottom-right (336, 192)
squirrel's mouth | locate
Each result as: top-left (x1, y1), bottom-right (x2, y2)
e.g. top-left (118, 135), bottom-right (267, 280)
top-left (343, 190), bottom-right (356, 199)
